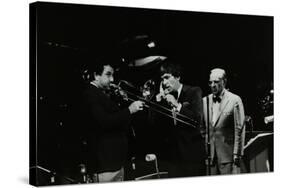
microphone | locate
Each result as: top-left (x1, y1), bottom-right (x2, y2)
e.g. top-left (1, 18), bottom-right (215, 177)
top-left (78, 164), bottom-right (87, 183)
top-left (264, 115), bottom-right (273, 124)
top-left (145, 154), bottom-right (157, 162)
top-left (145, 154), bottom-right (160, 178)
top-left (131, 157), bottom-right (136, 170)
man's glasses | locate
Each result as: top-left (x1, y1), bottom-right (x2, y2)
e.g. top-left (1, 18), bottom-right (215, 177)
top-left (208, 80), bottom-right (221, 86)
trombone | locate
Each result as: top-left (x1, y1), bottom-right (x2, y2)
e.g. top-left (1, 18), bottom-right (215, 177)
top-left (110, 80), bottom-right (199, 129)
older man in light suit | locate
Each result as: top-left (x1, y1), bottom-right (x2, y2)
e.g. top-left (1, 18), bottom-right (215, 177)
top-left (203, 68), bottom-right (245, 175)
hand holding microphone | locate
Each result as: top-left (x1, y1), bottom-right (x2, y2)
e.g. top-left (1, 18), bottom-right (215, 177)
top-left (165, 94), bottom-right (179, 108)
top-left (156, 82), bottom-right (179, 108)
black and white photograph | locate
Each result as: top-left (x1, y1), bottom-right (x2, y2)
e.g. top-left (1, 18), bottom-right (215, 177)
top-left (29, 1), bottom-right (274, 186)
top-left (0, 0), bottom-right (279, 188)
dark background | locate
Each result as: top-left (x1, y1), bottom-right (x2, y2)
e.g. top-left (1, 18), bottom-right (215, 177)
top-left (30, 2), bottom-right (273, 184)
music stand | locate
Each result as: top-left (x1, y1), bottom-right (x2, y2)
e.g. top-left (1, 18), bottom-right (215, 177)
top-left (243, 133), bottom-right (273, 173)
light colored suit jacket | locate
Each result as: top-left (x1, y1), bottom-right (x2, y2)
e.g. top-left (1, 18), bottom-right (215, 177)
top-left (203, 90), bottom-right (245, 164)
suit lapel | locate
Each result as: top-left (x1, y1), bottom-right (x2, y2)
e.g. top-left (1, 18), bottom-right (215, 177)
top-left (213, 91), bottom-right (230, 127)
top-left (178, 85), bottom-right (188, 103)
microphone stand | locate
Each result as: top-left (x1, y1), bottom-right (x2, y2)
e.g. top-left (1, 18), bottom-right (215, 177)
top-left (30, 165), bottom-right (77, 184)
top-left (145, 154), bottom-right (160, 179)
top-left (206, 96), bottom-right (211, 175)
top-left (172, 107), bottom-right (177, 126)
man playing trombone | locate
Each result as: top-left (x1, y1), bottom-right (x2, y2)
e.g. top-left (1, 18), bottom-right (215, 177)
top-left (82, 57), bottom-right (144, 182)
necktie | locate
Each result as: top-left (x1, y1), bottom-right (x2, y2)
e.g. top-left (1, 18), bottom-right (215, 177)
top-left (169, 91), bottom-right (178, 126)
top-left (213, 95), bottom-right (221, 103)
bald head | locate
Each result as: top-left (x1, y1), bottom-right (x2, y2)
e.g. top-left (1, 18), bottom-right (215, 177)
top-left (210, 68), bottom-right (226, 80)
top-left (209, 68), bottom-right (227, 96)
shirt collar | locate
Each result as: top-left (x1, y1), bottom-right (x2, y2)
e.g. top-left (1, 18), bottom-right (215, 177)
top-left (215, 88), bottom-right (226, 100)
top-left (90, 81), bottom-right (99, 88)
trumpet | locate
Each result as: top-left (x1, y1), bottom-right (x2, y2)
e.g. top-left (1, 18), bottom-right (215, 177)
top-left (109, 80), bottom-right (199, 129)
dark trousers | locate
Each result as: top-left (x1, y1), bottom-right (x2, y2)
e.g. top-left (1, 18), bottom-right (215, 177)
top-left (168, 161), bottom-right (206, 178)
top-left (210, 161), bottom-right (241, 175)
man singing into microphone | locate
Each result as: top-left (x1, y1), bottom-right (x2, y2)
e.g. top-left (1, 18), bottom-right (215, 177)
top-left (155, 60), bottom-right (206, 178)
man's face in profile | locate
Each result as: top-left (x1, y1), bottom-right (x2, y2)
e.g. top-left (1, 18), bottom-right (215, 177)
top-left (95, 65), bottom-right (114, 90)
top-left (161, 73), bottom-right (180, 94)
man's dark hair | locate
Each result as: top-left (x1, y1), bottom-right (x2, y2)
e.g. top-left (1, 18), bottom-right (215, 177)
top-left (92, 57), bottom-right (116, 76)
top-left (82, 56), bottom-right (117, 83)
top-left (160, 59), bottom-right (182, 78)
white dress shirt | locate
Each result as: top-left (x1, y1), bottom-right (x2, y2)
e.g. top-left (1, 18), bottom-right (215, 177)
top-left (212, 89), bottom-right (225, 126)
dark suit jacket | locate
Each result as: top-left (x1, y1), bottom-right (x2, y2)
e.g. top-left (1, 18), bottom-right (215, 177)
top-left (169, 85), bottom-right (206, 163)
top-left (203, 90), bottom-right (245, 164)
top-left (83, 84), bottom-right (131, 173)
